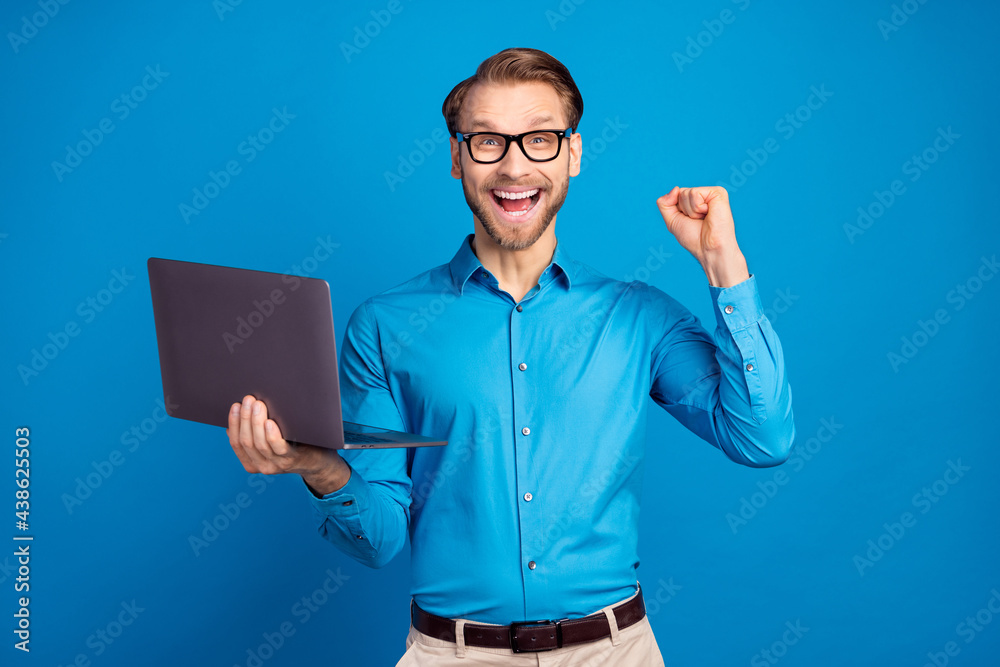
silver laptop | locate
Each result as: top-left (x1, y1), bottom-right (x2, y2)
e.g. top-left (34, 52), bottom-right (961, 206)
top-left (147, 257), bottom-right (447, 450)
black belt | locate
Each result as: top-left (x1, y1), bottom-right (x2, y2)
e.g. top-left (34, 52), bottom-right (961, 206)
top-left (410, 585), bottom-right (646, 653)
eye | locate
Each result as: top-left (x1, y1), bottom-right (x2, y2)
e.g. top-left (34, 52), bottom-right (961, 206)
top-left (526, 133), bottom-right (555, 146)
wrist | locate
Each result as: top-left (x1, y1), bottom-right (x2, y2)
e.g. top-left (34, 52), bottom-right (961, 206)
top-left (301, 450), bottom-right (351, 497)
top-left (700, 245), bottom-right (749, 288)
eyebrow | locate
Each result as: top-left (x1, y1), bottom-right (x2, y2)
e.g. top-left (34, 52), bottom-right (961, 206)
top-left (468, 114), bottom-right (557, 132)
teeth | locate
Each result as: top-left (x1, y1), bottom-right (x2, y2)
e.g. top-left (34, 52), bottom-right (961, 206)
top-left (493, 188), bottom-right (539, 200)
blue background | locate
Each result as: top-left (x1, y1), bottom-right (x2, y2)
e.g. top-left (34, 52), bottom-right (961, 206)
top-left (3, 1), bottom-right (999, 665)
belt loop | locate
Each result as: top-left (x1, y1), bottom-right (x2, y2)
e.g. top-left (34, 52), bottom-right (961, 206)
top-left (602, 607), bottom-right (622, 647)
top-left (454, 619), bottom-right (468, 658)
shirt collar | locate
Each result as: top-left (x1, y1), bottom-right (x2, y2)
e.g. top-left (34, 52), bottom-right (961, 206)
top-left (448, 233), bottom-right (576, 295)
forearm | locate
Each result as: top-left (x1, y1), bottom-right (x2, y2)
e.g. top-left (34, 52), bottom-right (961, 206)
top-left (305, 455), bottom-right (411, 569)
top-left (319, 299), bottom-right (413, 568)
top-left (706, 288), bottom-right (795, 466)
top-left (301, 450), bottom-right (352, 497)
top-left (700, 243), bottom-right (750, 289)
top-left (651, 276), bottom-right (795, 467)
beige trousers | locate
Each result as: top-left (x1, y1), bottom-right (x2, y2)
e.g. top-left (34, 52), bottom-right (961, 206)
top-left (395, 589), bottom-right (665, 666)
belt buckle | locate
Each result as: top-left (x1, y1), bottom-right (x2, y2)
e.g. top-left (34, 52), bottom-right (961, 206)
top-left (509, 619), bottom-right (563, 653)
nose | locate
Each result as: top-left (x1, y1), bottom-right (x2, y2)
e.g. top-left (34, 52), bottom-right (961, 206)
top-left (494, 139), bottom-right (535, 181)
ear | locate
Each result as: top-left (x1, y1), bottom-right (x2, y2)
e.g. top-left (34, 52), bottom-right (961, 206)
top-left (450, 136), bottom-right (462, 179)
top-left (568, 131), bottom-right (582, 177)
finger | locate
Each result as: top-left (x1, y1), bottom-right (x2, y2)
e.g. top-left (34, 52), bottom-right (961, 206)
top-left (706, 185), bottom-right (729, 203)
top-left (679, 188), bottom-right (705, 220)
top-left (656, 187), bottom-right (687, 231)
top-left (250, 399), bottom-right (274, 457)
top-left (252, 401), bottom-right (292, 468)
top-left (686, 188), bottom-right (709, 218)
top-left (237, 395), bottom-right (269, 470)
top-left (230, 401), bottom-right (263, 471)
top-left (265, 418), bottom-right (290, 457)
top-left (692, 188), bottom-right (710, 215)
top-left (678, 188), bottom-right (692, 217)
top-left (239, 394), bottom-right (255, 448)
top-left (227, 402), bottom-right (241, 447)
top-left (227, 403), bottom-right (258, 472)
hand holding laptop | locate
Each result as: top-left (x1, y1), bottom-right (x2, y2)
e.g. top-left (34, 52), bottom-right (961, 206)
top-left (227, 394), bottom-right (351, 497)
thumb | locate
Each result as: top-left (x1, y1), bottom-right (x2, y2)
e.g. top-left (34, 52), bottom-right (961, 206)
top-left (656, 186), bottom-right (687, 233)
top-left (656, 186), bottom-right (680, 215)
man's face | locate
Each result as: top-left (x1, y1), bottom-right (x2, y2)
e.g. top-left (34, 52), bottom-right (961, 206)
top-left (450, 81), bottom-right (582, 251)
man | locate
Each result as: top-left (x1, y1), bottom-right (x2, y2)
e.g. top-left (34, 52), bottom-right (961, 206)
top-left (227, 47), bottom-right (794, 665)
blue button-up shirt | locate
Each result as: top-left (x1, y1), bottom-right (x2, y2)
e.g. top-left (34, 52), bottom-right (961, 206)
top-left (306, 233), bottom-right (794, 624)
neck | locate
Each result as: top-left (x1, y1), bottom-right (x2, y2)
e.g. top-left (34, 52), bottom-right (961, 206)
top-left (471, 225), bottom-right (557, 303)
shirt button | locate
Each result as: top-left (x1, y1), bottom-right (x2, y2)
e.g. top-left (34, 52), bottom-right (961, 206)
top-left (724, 305), bottom-right (734, 314)
top-left (355, 535), bottom-right (364, 540)
top-left (746, 363), bottom-right (754, 371)
top-left (481, 271), bottom-right (488, 278)
top-left (521, 427), bottom-right (530, 436)
top-left (341, 500), bottom-right (353, 506)
top-left (516, 304), bottom-right (523, 312)
top-left (528, 561), bottom-right (537, 570)
top-left (523, 492), bottom-right (533, 502)
top-left (518, 362), bottom-right (527, 371)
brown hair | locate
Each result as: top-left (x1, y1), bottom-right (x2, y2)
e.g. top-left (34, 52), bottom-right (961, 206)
top-left (442, 47), bottom-right (584, 136)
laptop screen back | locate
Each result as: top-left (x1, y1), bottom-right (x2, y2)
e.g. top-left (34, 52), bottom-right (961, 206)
top-left (147, 257), bottom-right (345, 448)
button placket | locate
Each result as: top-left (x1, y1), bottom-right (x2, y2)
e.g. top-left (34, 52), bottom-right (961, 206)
top-left (510, 293), bottom-right (543, 606)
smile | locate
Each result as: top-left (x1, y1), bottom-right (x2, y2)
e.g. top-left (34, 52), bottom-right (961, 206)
top-left (490, 187), bottom-right (541, 220)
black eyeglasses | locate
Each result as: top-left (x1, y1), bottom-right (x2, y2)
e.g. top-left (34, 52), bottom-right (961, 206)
top-left (455, 128), bottom-right (574, 164)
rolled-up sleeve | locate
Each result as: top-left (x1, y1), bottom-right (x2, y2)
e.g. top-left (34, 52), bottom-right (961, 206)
top-left (647, 275), bottom-right (795, 467)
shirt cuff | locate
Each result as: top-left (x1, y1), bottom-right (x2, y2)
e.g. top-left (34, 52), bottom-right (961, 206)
top-left (709, 273), bottom-right (764, 333)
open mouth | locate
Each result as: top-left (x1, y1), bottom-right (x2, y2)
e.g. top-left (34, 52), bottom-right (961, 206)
top-left (490, 187), bottom-right (542, 221)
